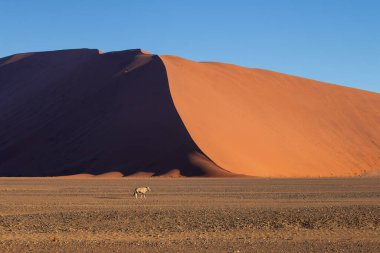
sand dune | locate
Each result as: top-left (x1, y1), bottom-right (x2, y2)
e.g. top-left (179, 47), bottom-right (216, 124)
top-left (162, 56), bottom-right (380, 177)
top-left (0, 49), bottom-right (379, 177)
top-left (0, 49), bottom-right (230, 177)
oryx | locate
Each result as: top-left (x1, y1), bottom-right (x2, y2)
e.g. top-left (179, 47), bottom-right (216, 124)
top-left (133, 186), bottom-right (151, 199)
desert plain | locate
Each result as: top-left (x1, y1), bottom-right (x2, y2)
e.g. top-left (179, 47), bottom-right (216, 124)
top-left (0, 177), bottom-right (379, 253)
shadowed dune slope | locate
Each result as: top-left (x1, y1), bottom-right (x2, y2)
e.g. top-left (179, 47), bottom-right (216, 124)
top-left (161, 56), bottom-right (380, 177)
top-left (0, 49), bottom-right (233, 177)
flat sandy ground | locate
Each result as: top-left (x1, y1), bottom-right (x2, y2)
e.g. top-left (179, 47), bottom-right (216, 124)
top-left (0, 178), bottom-right (379, 253)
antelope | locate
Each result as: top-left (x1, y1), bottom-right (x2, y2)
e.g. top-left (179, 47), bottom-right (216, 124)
top-left (133, 186), bottom-right (151, 199)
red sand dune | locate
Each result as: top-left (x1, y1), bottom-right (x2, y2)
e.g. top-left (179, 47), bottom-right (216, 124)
top-left (0, 49), bottom-right (379, 177)
top-left (162, 56), bottom-right (380, 177)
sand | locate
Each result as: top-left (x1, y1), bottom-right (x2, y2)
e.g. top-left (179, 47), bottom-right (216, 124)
top-left (0, 49), bottom-right (379, 177)
top-left (0, 178), bottom-right (379, 252)
top-left (0, 49), bottom-right (230, 177)
top-left (162, 56), bottom-right (380, 177)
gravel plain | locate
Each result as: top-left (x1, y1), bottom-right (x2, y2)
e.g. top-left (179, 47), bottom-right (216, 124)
top-left (0, 178), bottom-right (379, 252)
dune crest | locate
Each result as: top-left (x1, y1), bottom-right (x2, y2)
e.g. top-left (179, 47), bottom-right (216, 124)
top-left (0, 49), bottom-right (229, 177)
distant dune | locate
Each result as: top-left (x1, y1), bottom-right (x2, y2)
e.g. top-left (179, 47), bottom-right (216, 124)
top-left (0, 49), bottom-right (379, 177)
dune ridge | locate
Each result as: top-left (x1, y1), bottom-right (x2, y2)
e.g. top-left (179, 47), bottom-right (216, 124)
top-left (0, 49), bottom-right (379, 177)
top-left (0, 49), bottom-right (232, 177)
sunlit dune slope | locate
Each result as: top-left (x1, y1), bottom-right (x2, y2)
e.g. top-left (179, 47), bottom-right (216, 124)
top-left (161, 55), bottom-right (380, 177)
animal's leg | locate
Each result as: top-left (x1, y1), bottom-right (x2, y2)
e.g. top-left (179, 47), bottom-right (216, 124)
top-left (140, 194), bottom-right (143, 199)
top-left (134, 193), bottom-right (137, 199)
top-left (144, 194), bottom-right (146, 199)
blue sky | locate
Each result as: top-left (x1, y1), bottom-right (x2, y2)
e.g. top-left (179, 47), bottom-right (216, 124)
top-left (1, 0), bottom-right (379, 92)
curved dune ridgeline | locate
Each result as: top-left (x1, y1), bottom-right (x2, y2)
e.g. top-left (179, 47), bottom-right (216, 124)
top-left (161, 56), bottom-right (380, 177)
top-left (0, 49), bottom-right (379, 177)
top-left (0, 49), bottom-right (232, 177)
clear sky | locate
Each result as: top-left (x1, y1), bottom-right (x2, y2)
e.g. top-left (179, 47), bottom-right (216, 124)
top-left (1, 0), bottom-right (379, 93)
